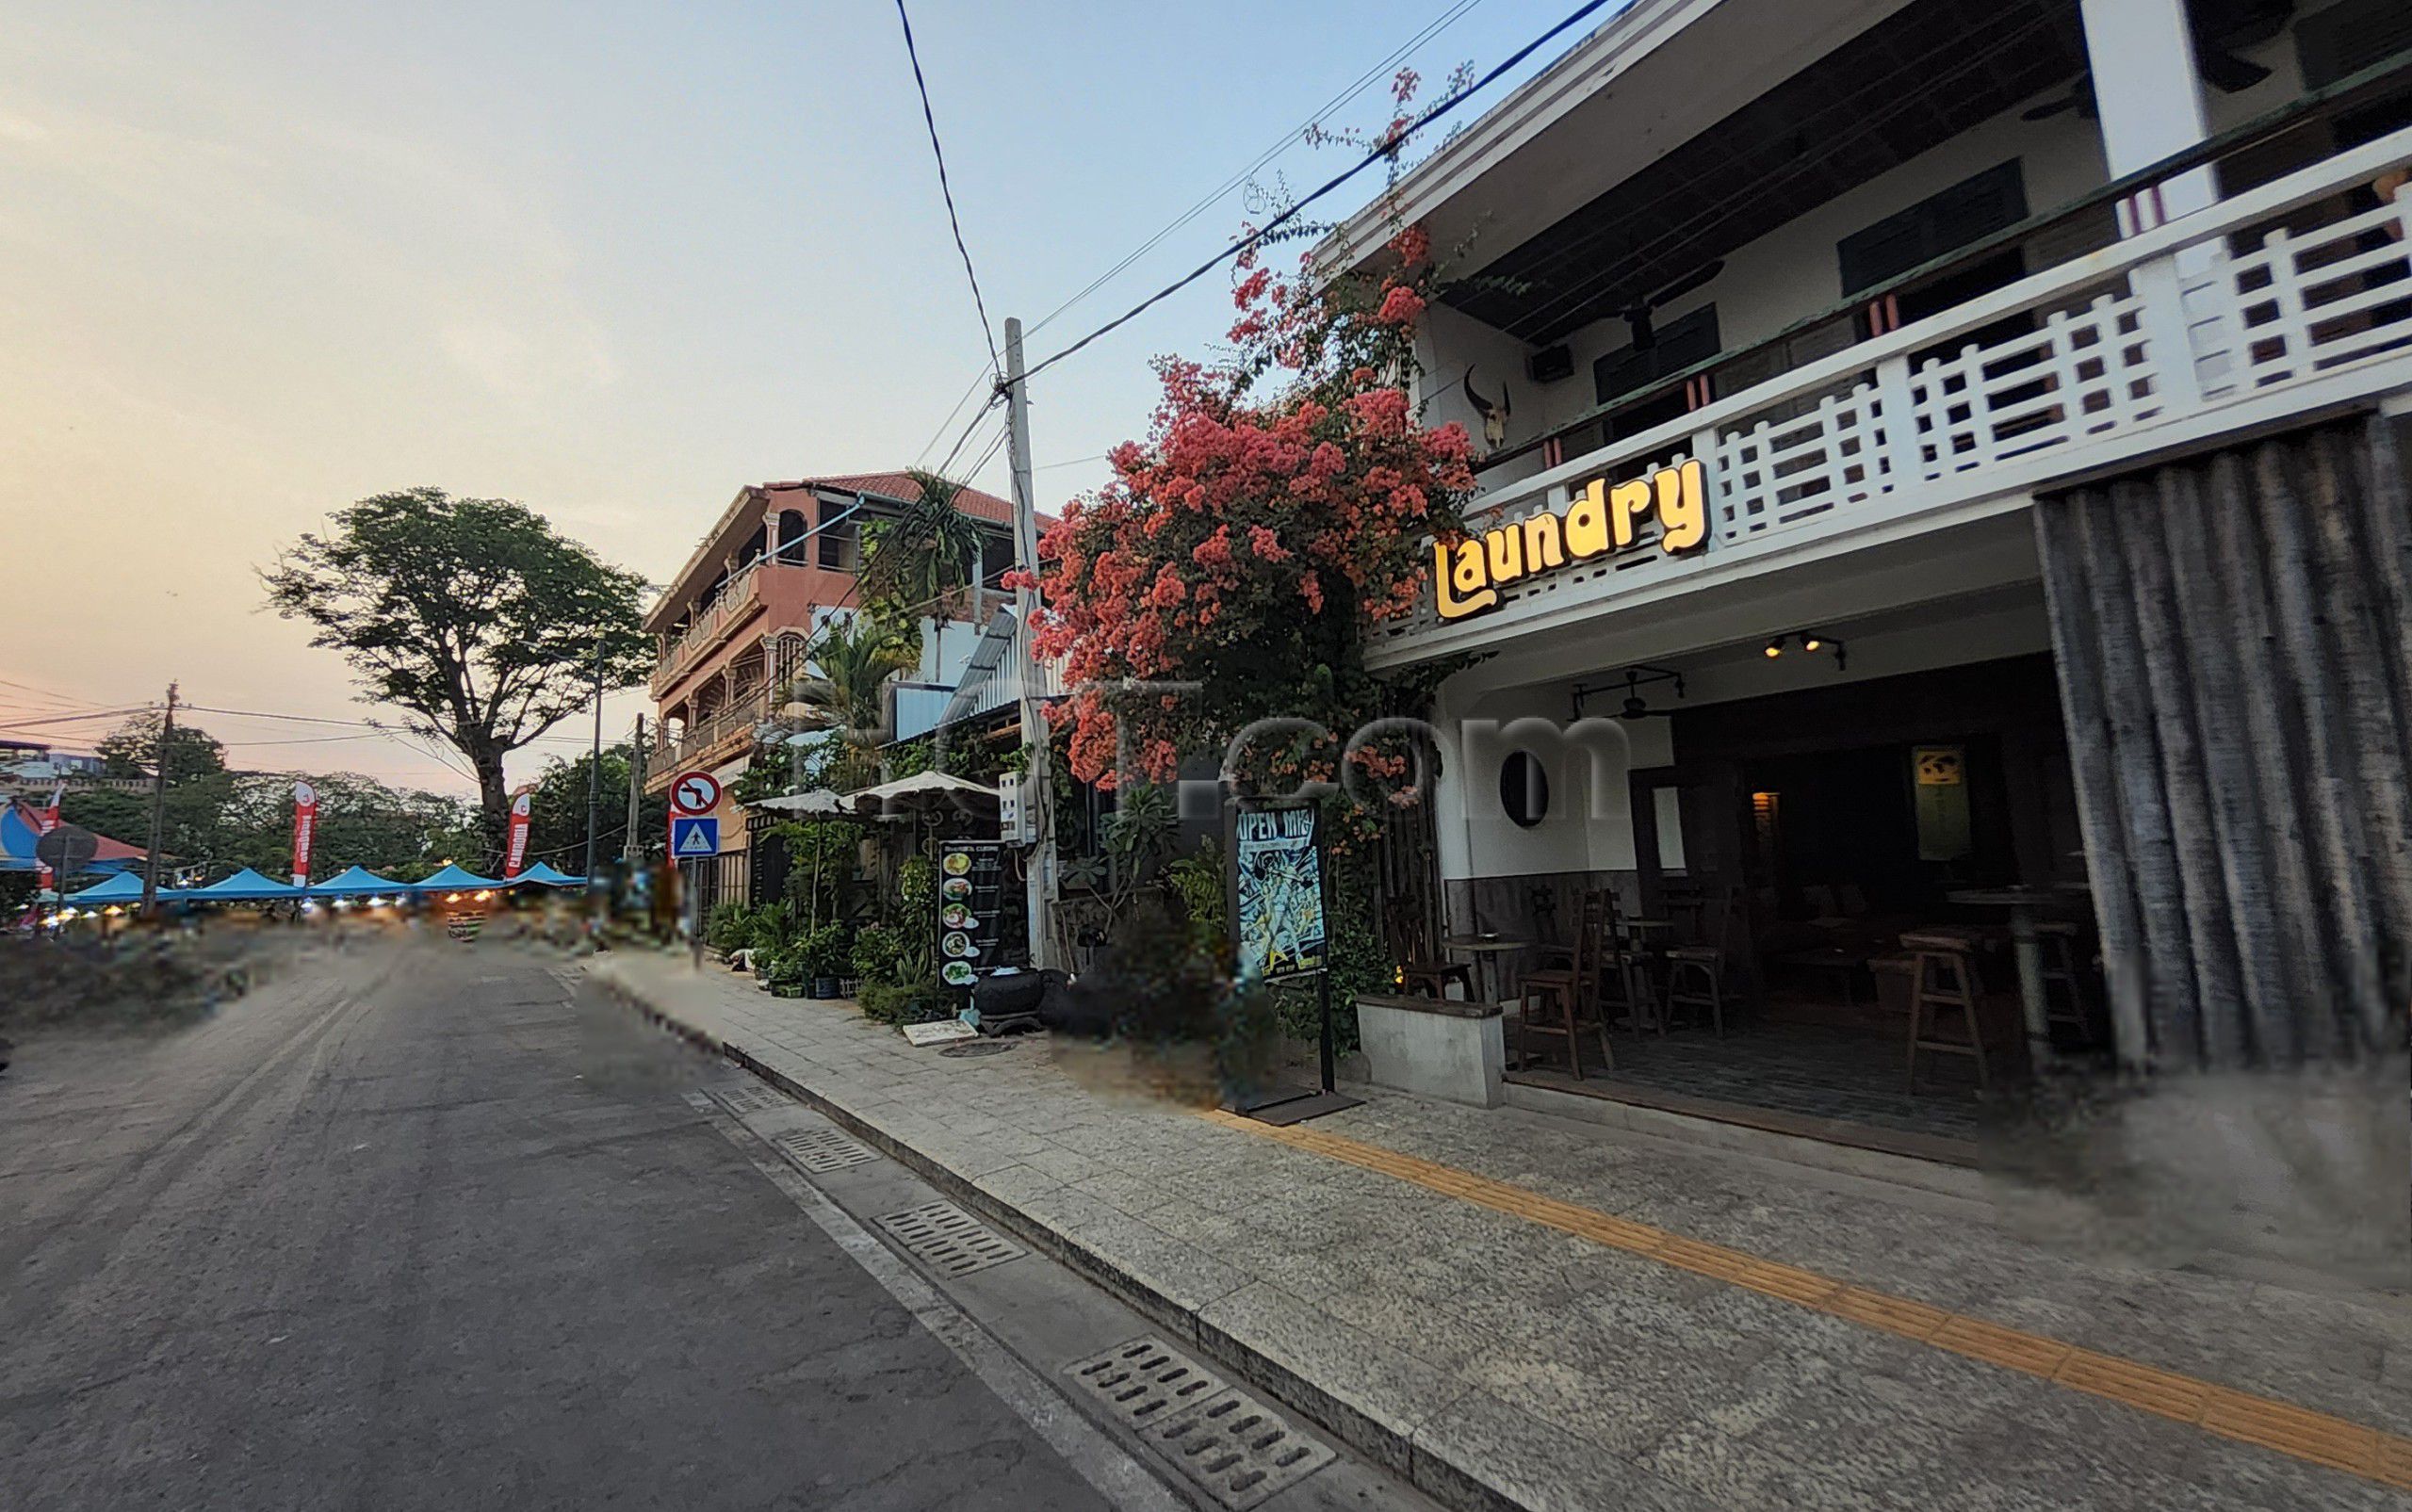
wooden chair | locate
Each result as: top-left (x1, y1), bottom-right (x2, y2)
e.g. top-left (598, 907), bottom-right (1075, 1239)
top-left (1386, 898), bottom-right (1473, 1001)
top-left (1519, 891), bottom-right (1614, 1077)
top-left (1661, 889), bottom-right (1734, 1037)
top-left (1902, 930), bottom-right (1990, 1092)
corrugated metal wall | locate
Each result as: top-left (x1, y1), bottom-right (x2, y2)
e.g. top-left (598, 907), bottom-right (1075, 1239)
top-left (2035, 415), bottom-right (2412, 1070)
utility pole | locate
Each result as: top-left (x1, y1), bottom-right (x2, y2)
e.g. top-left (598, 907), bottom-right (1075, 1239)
top-left (623, 712), bottom-right (645, 868)
top-left (140, 682), bottom-right (177, 917)
top-left (1002, 317), bottom-right (1056, 970)
top-left (583, 638), bottom-right (605, 886)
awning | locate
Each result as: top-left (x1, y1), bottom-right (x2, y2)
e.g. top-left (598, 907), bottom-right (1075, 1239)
top-left (186, 868), bottom-right (302, 902)
top-left (513, 861), bottom-right (586, 887)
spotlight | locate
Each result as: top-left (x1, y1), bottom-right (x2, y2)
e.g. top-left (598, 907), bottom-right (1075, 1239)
top-left (1802, 635), bottom-right (1822, 652)
top-left (1763, 638), bottom-right (1785, 658)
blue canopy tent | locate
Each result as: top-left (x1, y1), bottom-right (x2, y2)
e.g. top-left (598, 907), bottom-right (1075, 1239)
top-left (63, 871), bottom-right (176, 906)
top-left (309, 865), bottom-right (403, 899)
top-left (185, 867), bottom-right (303, 902)
top-left (511, 861), bottom-right (586, 887)
top-left (411, 862), bottom-right (505, 896)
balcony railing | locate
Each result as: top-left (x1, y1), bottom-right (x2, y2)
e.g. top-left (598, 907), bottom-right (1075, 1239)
top-left (1371, 123), bottom-right (2412, 664)
top-left (652, 561), bottom-right (761, 693)
top-left (648, 689), bottom-right (770, 782)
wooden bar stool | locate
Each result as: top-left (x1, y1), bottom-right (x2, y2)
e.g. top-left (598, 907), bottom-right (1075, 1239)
top-left (2036, 919), bottom-right (2092, 1043)
top-left (1902, 930), bottom-right (1990, 1092)
top-left (1519, 892), bottom-right (1614, 1077)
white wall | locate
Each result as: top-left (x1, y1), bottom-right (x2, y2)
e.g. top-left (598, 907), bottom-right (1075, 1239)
top-left (1433, 588), bottom-right (2049, 886)
top-left (1436, 681), bottom-right (1672, 882)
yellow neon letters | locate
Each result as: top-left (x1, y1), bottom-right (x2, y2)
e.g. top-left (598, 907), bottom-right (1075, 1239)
top-left (1435, 458), bottom-right (1709, 621)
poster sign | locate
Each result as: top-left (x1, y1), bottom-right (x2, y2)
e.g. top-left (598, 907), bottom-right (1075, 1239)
top-left (936, 838), bottom-right (1006, 992)
top-left (291, 780), bottom-right (319, 886)
top-left (1912, 744), bottom-right (1972, 861)
top-left (1233, 803), bottom-right (1327, 981)
top-left (502, 789), bottom-right (532, 877)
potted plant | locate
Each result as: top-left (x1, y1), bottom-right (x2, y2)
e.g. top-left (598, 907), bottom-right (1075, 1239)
top-left (765, 950), bottom-right (808, 999)
top-left (798, 923), bottom-right (848, 1000)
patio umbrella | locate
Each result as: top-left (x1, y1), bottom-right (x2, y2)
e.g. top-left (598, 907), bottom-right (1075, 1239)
top-left (846, 771), bottom-right (997, 818)
top-left (754, 789), bottom-right (875, 930)
top-left (750, 789), bottom-right (855, 816)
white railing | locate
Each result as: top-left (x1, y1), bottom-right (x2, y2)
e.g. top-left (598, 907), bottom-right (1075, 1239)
top-left (1372, 126), bottom-right (2412, 664)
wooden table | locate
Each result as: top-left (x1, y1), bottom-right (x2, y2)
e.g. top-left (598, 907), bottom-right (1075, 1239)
top-left (1947, 885), bottom-right (2089, 1070)
top-left (1441, 935), bottom-right (1533, 1011)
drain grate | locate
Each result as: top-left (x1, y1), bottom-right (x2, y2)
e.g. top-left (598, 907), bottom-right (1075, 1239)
top-left (1066, 1339), bottom-right (1334, 1509)
top-left (1064, 1337), bottom-right (1231, 1429)
top-left (1144, 1383), bottom-right (1335, 1510)
top-left (875, 1200), bottom-right (1024, 1277)
top-left (938, 1041), bottom-right (1016, 1059)
top-left (769, 1126), bottom-right (877, 1173)
top-left (714, 1082), bottom-right (788, 1116)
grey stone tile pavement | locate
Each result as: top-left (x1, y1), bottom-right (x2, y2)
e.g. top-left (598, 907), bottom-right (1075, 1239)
top-left (594, 951), bottom-right (2410, 1512)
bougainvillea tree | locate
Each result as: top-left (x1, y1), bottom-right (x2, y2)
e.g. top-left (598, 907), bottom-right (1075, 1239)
top-left (1021, 209), bottom-right (1476, 821)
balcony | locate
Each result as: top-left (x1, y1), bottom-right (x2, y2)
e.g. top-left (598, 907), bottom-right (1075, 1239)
top-left (646, 689), bottom-right (770, 789)
top-left (651, 561), bottom-right (762, 697)
top-left (1371, 125), bottom-right (2412, 668)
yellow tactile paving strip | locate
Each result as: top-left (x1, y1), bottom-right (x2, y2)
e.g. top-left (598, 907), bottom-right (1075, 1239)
top-left (1203, 1109), bottom-right (2412, 1492)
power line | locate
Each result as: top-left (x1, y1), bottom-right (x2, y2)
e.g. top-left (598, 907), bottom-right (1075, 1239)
top-left (893, 0), bottom-right (1001, 375)
top-left (0, 675), bottom-right (106, 709)
top-left (1014, 0), bottom-right (1623, 389)
top-left (0, 705), bottom-right (155, 733)
top-left (1023, 0), bottom-right (1491, 342)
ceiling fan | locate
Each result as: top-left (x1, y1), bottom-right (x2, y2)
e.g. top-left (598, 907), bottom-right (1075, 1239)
top-left (2023, 0), bottom-right (2290, 122)
top-left (1573, 666), bottom-right (1687, 722)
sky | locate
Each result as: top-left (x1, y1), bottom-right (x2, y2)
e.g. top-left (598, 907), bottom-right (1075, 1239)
top-left (0, 0), bottom-right (1572, 797)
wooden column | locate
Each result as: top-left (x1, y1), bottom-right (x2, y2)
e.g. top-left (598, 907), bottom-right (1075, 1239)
top-left (2034, 415), bottom-right (2412, 1070)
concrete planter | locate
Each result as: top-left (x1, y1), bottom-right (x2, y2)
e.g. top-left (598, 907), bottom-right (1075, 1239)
top-left (1354, 994), bottom-right (1505, 1109)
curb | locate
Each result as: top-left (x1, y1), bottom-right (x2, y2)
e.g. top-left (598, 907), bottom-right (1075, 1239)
top-left (591, 959), bottom-right (1527, 1512)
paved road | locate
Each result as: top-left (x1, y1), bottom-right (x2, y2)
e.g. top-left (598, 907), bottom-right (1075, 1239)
top-left (0, 935), bottom-right (1121, 1511)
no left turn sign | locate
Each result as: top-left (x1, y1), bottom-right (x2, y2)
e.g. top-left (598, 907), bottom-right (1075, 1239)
top-left (670, 771), bottom-right (722, 815)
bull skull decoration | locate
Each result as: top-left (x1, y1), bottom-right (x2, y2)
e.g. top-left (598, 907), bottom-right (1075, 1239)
top-left (1462, 366), bottom-right (1511, 451)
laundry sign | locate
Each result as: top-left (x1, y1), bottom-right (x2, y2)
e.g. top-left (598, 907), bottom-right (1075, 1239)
top-left (1434, 458), bottom-right (1709, 620)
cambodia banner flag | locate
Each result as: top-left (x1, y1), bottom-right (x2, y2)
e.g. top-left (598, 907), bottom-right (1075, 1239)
top-left (291, 780), bottom-right (318, 886)
top-left (503, 790), bottom-right (532, 877)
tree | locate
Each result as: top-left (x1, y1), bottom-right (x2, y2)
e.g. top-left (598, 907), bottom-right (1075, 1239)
top-left (1026, 216), bottom-right (1475, 800)
top-left (778, 614), bottom-right (918, 791)
top-left (262, 488), bottom-right (652, 862)
top-left (95, 712), bottom-right (228, 785)
top-left (67, 713), bottom-right (235, 870)
top-left (858, 468), bottom-right (985, 629)
top-left (523, 742), bottom-right (666, 872)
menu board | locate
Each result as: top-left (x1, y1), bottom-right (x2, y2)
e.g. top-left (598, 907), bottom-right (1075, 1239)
top-left (1233, 804), bottom-right (1327, 982)
top-left (936, 839), bottom-right (1008, 991)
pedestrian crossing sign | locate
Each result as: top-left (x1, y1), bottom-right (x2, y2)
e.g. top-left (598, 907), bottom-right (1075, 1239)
top-left (671, 816), bottom-right (720, 858)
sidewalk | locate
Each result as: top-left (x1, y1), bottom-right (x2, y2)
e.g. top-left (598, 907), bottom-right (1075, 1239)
top-left (592, 951), bottom-right (2412, 1512)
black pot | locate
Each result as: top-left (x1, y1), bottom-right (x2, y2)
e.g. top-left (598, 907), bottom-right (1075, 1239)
top-left (812, 975), bottom-right (840, 1000)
